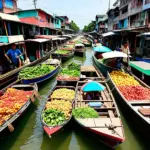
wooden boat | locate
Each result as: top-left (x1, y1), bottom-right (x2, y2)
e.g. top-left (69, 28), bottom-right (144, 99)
top-left (0, 84), bottom-right (38, 134)
top-left (41, 86), bottom-right (77, 137)
top-left (0, 38), bottom-right (53, 90)
top-left (107, 72), bottom-right (150, 139)
top-left (20, 64), bottom-right (60, 84)
top-left (74, 81), bottom-right (125, 148)
top-left (74, 44), bottom-right (85, 56)
top-left (92, 51), bottom-right (118, 76)
top-left (80, 66), bottom-right (105, 81)
top-left (51, 49), bottom-right (74, 62)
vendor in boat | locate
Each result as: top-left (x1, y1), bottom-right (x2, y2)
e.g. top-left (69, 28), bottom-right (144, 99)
top-left (121, 41), bottom-right (130, 65)
top-left (5, 44), bottom-right (24, 68)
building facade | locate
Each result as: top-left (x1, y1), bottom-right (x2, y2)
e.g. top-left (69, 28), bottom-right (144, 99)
top-left (107, 0), bottom-right (150, 31)
top-left (0, 0), bottom-right (17, 14)
top-left (95, 15), bottom-right (108, 33)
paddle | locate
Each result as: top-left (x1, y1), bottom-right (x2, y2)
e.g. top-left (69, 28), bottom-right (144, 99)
top-left (7, 122), bottom-right (14, 132)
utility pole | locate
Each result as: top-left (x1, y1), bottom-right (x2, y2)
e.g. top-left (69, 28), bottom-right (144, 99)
top-left (33, 0), bottom-right (37, 9)
top-left (108, 0), bottom-right (111, 10)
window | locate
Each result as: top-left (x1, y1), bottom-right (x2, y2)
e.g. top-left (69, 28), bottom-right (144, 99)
top-left (51, 18), bottom-right (54, 23)
top-left (5, 0), bottom-right (13, 9)
top-left (46, 15), bottom-right (50, 23)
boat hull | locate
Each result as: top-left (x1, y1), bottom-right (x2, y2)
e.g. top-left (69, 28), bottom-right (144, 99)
top-left (21, 66), bottom-right (60, 84)
top-left (92, 55), bottom-right (117, 76)
top-left (74, 118), bottom-right (124, 148)
top-left (83, 43), bottom-right (92, 47)
top-left (51, 52), bottom-right (74, 62)
top-left (0, 53), bottom-right (51, 90)
top-left (0, 84), bottom-right (37, 135)
top-left (74, 51), bottom-right (85, 56)
top-left (107, 73), bottom-right (150, 139)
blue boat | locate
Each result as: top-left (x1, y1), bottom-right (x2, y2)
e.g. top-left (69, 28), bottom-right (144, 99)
top-left (21, 65), bottom-right (60, 84)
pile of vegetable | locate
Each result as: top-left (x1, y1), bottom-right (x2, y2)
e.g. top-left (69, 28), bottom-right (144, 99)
top-left (51, 88), bottom-right (75, 101)
top-left (0, 88), bottom-right (33, 125)
top-left (42, 99), bottom-right (72, 126)
top-left (110, 71), bottom-right (140, 86)
top-left (118, 86), bottom-right (150, 100)
top-left (64, 45), bottom-right (74, 49)
top-left (42, 109), bottom-right (66, 126)
top-left (54, 50), bottom-right (71, 55)
top-left (73, 107), bottom-right (99, 118)
top-left (46, 100), bottom-right (72, 119)
top-left (110, 71), bottom-right (150, 101)
top-left (19, 64), bottom-right (55, 79)
top-left (57, 63), bottom-right (80, 81)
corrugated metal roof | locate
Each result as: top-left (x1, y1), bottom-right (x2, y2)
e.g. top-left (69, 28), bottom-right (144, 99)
top-left (26, 38), bottom-right (51, 43)
top-left (0, 13), bottom-right (20, 22)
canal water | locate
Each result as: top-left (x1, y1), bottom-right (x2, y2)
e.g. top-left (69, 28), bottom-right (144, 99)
top-left (1, 48), bottom-right (150, 150)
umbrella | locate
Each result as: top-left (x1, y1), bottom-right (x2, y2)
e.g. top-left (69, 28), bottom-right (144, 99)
top-left (81, 81), bottom-right (105, 92)
top-left (93, 45), bottom-right (112, 53)
top-left (102, 51), bottom-right (130, 59)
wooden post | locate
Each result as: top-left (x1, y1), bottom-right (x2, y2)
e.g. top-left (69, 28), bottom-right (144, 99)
top-left (7, 22), bottom-right (11, 36)
top-left (4, 21), bottom-right (8, 36)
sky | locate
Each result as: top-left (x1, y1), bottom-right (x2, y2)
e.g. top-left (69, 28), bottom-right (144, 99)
top-left (18, 0), bottom-right (116, 29)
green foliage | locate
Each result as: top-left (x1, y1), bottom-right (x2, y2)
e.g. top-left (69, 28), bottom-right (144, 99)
top-left (70, 21), bottom-right (80, 32)
top-left (83, 21), bottom-right (95, 33)
top-left (73, 107), bottom-right (99, 118)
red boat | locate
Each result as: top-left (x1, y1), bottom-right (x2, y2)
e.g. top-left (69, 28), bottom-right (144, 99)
top-left (74, 81), bottom-right (125, 148)
top-left (41, 86), bottom-right (76, 137)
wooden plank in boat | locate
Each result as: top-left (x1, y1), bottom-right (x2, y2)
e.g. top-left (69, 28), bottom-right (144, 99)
top-left (81, 66), bottom-right (96, 72)
top-left (138, 108), bottom-right (150, 116)
top-left (94, 118), bottom-right (111, 127)
top-left (101, 91), bottom-right (115, 118)
top-left (77, 118), bottom-right (95, 127)
top-left (129, 101), bottom-right (150, 105)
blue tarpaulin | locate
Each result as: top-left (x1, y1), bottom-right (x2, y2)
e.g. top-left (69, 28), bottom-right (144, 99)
top-left (93, 46), bottom-right (112, 53)
top-left (81, 81), bottom-right (105, 92)
top-left (5, 0), bottom-right (13, 9)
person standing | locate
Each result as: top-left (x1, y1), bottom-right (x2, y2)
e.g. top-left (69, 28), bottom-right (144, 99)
top-left (5, 44), bottom-right (24, 68)
top-left (121, 41), bottom-right (130, 66)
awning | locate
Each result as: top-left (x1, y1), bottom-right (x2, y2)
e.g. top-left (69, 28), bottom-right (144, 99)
top-left (102, 32), bottom-right (114, 37)
top-left (102, 51), bottom-right (130, 59)
top-left (61, 35), bottom-right (72, 38)
top-left (35, 35), bottom-right (57, 39)
top-left (52, 37), bottom-right (66, 41)
top-left (130, 61), bottom-right (150, 76)
top-left (0, 12), bottom-right (20, 22)
top-left (25, 38), bottom-right (50, 43)
top-left (141, 32), bottom-right (150, 36)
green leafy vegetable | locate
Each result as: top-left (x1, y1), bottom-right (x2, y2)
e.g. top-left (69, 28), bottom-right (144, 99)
top-left (42, 109), bottom-right (66, 126)
top-left (19, 64), bottom-right (55, 79)
top-left (73, 107), bottom-right (99, 118)
top-left (68, 62), bottom-right (80, 70)
top-left (54, 50), bottom-right (71, 54)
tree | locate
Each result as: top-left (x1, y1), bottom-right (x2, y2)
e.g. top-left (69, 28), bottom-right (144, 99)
top-left (70, 21), bottom-right (80, 32)
top-left (83, 21), bottom-right (95, 33)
